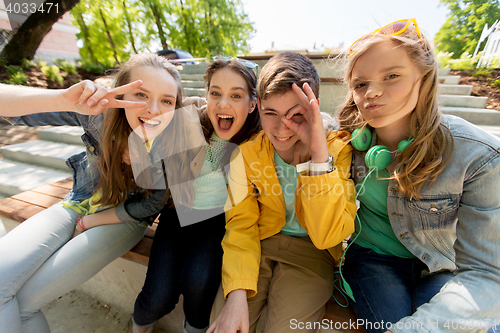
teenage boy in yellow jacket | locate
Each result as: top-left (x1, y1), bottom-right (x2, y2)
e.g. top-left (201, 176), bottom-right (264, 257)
top-left (209, 52), bottom-right (357, 333)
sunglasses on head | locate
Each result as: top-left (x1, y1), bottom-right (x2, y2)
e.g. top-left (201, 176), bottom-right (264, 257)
top-left (212, 56), bottom-right (259, 78)
top-left (348, 18), bottom-right (422, 55)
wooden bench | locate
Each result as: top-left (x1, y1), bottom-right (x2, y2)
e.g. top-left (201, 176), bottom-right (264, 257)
top-left (0, 177), bottom-right (155, 264)
top-left (0, 177), bottom-right (363, 332)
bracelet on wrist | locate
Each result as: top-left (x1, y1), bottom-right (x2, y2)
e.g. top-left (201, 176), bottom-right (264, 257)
top-left (76, 215), bottom-right (87, 232)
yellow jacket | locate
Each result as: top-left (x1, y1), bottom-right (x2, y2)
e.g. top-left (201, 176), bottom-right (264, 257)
top-left (222, 130), bottom-right (357, 298)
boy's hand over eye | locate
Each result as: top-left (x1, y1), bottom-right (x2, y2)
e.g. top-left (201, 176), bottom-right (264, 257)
top-left (282, 83), bottom-right (329, 164)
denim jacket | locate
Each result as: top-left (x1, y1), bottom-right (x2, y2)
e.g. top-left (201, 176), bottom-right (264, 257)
top-left (352, 115), bottom-right (500, 332)
top-left (2, 112), bottom-right (162, 225)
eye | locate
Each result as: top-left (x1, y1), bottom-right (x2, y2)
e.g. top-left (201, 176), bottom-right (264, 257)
top-left (136, 92), bottom-right (146, 98)
top-left (385, 73), bottom-right (400, 80)
top-left (264, 111), bottom-right (277, 116)
top-left (353, 82), bottom-right (366, 90)
top-left (162, 99), bottom-right (173, 105)
top-left (231, 94), bottom-right (241, 99)
top-left (210, 91), bottom-right (221, 97)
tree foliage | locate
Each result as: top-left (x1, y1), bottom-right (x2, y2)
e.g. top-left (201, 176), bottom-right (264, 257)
top-left (435, 0), bottom-right (500, 58)
top-left (70, 0), bottom-right (254, 65)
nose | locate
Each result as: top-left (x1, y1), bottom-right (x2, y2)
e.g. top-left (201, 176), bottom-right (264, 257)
top-left (147, 101), bottom-right (161, 115)
top-left (218, 95), bottom-right (231, 109)
top-left (365, 82), bottom-right (383, 100)
top-left (276, 117), bottom-right (292, 134)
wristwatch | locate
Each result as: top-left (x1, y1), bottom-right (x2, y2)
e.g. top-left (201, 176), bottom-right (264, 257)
top-left (310, 156), bottom-right (335, 172)
top-left (296, 156), bottom-right (335, 173)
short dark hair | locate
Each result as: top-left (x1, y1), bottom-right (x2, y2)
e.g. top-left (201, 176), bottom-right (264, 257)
top-left (257, 52), bottom-right (320, 100)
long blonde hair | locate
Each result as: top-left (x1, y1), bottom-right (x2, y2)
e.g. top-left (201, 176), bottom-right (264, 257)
top-left (95, 53), bottom-right (184, 206)
top-left (337, 26), bottom-right (453, 199)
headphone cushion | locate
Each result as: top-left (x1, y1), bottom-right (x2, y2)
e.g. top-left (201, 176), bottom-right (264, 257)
top-left (366, 145), bottom-right (392, 169)
top-left (351, 127), bottom-right (372, 151)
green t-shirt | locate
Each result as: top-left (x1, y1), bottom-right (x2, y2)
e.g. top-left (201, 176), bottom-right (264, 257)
top-left (274, 152), bottom-right (308, 237)
top-left (353, 168), bottom-right (415, 258)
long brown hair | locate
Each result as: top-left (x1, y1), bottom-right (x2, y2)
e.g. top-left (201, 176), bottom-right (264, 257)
top-left (337, 25), bottom-right (453, 199)
top-left (95, 53), bottom-right (184, 206)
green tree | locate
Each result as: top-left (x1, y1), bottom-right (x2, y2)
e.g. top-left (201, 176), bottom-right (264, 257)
top-left (70, 0), bottom-right (254, 64)
top-left (71, 0), bottom-right (130, 65)
top-left (435, 0), bottom-right (500, 57)
top-left (171, 0), bottom-right (254, 58)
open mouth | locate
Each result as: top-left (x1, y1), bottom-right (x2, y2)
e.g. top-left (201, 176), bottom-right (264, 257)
top-left (139, 117), bottom-right (161, 129)
top-left (217, 114), bottom-right (234, 131)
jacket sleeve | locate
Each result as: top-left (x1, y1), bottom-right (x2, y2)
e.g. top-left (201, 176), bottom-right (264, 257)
top-left (1, 111), bottom-right (88, 127)
top-left (114, 189), bottom-right (166, 225)
top-left (295, 133), bottom-right (357, 250)
top-left (393, 153), bottom-right (500, 333)
top-left (222, 147), bottom-right (262, 299)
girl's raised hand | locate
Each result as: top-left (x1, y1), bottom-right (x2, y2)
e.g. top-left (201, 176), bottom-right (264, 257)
top-left (61, 80), bottom-right (147, 115)
top-left (282, 83), bottom-right (329, 164)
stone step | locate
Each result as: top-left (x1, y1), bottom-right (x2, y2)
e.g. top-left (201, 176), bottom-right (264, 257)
top-left (438, 68), bottom-right (451, 76)
top-left (439, 76), bottom-right (461, 85)
top-left (181, 80), bottom-right (205, 89)
top-left (180, 73), bottom-right (205, 82)
top-left (177, 63), bottom-right (209, 74)
top-left (440, 107), bottom-right (500, 126)
top-left (438, 84), bottom-right (473, 96)
top-left (478, 125), bottom-right (500, 137)
top-left (37, 126), bottom-right (85, 146)
top-left (439, 95), bottom-right (488, 109)
top-left (0, 159), bottom-right (72, 197)
top-left (184, 88), bottom-right (206, 97)
top-left (0, 140), bottom-right (85, 171)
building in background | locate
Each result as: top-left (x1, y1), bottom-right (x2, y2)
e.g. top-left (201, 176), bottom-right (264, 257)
top-left (0, 5), bottom-right (79, 64)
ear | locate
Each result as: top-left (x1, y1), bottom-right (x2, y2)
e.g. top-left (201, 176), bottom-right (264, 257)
top-left (316, 97), bottom-right (320, 107)
top-left (249, 98), bottom-right (257, 114)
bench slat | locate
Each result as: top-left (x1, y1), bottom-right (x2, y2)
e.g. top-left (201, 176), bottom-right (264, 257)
top-left (31, 183), bottom-right (70, 199)
top-left (0, 197), bottom-right (46, 222)
top-left (12, 191), bottom-right (63, 209)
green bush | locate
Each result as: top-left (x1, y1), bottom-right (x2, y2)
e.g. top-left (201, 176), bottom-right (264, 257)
top-left (493, 80), bottom-right (500, 88)
top-left (41, 64), bottom-right (64, 86)
top-left (20, 58), bottom-right (36, 70)
top-left (473, 68), bottom-right (491, 78)
top-left (54, 59), bottom-right (77, 75)
top-left (436, 51), bottom-right (481, 70)
top-left (5, 65), bottom-right (28, 85)
top-left (78, 59), bottom-right (115, 75)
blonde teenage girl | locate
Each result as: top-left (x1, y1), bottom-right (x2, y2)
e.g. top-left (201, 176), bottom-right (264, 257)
top-left (130, 58), bottom-right (260, 333)
top-left (0, 53), bottom-right (189, 333)
top-left (337, 19), bottom-right (500, 333)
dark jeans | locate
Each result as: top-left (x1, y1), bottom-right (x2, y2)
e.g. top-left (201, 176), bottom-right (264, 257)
top-left (343, 243), bottom-right (453, 333)
top-left (132, 206), bottom-right (225, 329)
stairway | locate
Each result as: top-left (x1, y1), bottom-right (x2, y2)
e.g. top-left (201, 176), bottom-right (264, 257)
top-left (0, 64), bottom-right (498, 199)
top-left (437, 67), bottom-right (500, 133)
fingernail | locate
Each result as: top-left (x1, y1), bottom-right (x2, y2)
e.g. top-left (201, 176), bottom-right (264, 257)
top-left (87, 100), bottom-right (95, 106)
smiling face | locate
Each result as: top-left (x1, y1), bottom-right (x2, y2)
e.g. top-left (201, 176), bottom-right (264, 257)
top-left (259, 90), bottom-right (305, 163)
top-left (350, 40), bottom-right (422, 134)
top-left (123, 66), bottom-right (178, 141)
top-left (206, 67), bottom-right (256, 141)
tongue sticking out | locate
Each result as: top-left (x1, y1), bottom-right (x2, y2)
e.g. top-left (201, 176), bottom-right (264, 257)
top-left (219, 117), bottom-right (233, 130)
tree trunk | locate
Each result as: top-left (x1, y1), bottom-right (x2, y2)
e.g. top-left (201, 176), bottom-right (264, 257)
top-left (150, 1), bottom-right (168, 50)
top-left (0, 0), bottom-right (81, 66)
top-left (122, 0), bottom-right (138, 54)
top-left (98, 8), bottom-right (119, 64)
top-left (73, 10), bottom-right (97, 63)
